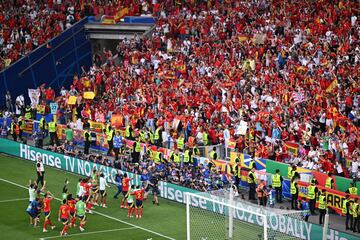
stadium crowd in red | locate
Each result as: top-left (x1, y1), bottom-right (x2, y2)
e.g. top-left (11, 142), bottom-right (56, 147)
top-left (0, 0), bottom-right (85, 70)
top-left (15, 1), bottom-right (360, 178)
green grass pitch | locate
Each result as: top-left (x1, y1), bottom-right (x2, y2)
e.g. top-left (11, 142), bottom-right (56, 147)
top-left (0, 154), bottom-right (187, 240)
top-left (0, 154), bottom-right (281, 240)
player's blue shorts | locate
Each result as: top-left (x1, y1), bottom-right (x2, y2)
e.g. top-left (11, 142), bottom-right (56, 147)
top-left (122, 191), bottom-right (128, 197)
top-left (136, 200), bottom-right (143, 208)
top-left (61, 218), bottom-right (68, 223)
top-left (152, 187), bottom-right (160, 195)
top-left (27, 211), bottom-right (38, 219)
top-left (44, 211), bottom-right (50, 217)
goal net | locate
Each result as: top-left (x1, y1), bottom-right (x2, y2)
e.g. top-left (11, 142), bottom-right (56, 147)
top-left (186, 189), bottom-right (307, 240)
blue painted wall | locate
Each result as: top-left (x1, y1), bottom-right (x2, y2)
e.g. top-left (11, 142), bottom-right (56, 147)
top-left (0, 18), bottom-right (92, 107)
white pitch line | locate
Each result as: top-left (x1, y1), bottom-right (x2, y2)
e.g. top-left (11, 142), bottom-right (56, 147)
top-left (0, 197), bottom-right (28, 203)
top-left (0, 177), bottom-right (176, 240)
top-left (39, 227), bottom-right (136, 240)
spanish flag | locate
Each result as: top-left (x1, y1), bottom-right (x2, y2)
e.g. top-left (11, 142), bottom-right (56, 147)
top-left (326, 79), bottom-right (338, 93)
top-left (228, 139), bottom-right (236, 149)
top-left (285, 141), bottom-right (299, 156)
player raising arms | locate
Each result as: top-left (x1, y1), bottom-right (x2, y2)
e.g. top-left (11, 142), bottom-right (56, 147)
top-left (120, 173), bottom-right (132, 209)
top-left (127, 185), bottom-right (135, 217)
top-left (81, 178), bottom-right (93, 214)
top-left (42, 191), bottom-right (56, 232)
top-left (58, 199), bottom-right (71, 237)
top-left (75, 197), bottom-right (87, 232)
top-left (67, 194), bottom-right (77, 228)
top-left (91, 178), bottom-right (99, 206)
top-left (133, 185), bottom-right (146, 219)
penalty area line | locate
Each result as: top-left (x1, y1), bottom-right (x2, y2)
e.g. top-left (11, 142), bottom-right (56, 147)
top-left (39, 227), bottom-right (136, 240)
top-left (0, 177), bottom-right (176, 240)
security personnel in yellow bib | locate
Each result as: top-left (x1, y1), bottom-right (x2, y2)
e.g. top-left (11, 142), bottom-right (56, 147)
top-left (203, 131), bottom-right (208, 146)
top-left (177, 135), bottom-right (185, 152)
top-left (342, 194), bottom-right (352, 230)
top-left (39, 115), bottom-right (46, 130)
top-left (192, 144), bottom-right (200, 164)
top-left (247, 167), bottom-right (257, 201)
top-left (154, 126), bottom-right (163, 147)
top-left (272, 169), bottom-right (283, 203)
top-left (209, 147), bottom-right (217, 160)
top-left (346, 183), bottom-right (358, 196)
top-left (290, 176), bottom-right (299, 209)
top-left (84, 128), bottom-right (92, 155)
top-left (325, 172), bottom-right (334, 189)
top-left (10, 118), bottom-right (19, 141)
top-left (307, 181), bottom-right (318, 214)
top-left (48, 118), bottom-right (57, 145)
top-left (352, 198), bottom-right (359, 233)
top-left (249, 159), bottom-right (256, 170)
top-left (170, 149), bottom-right (181, 164)
top-left (318, 190), bottom-right (327, 225)
top-left (233, 154), bottom-right (241, 193)
top-left (132, 137), bottom-right (141, 163)
top-left (24, 106), bottom-right (32, 119)
top-left (148, 128), bottom-right (154, 144)
top-left (106, 126), bottom-right (115, 156)
top-left (139, 129), bottom-right (146, 143)
top-left (125, 124), bottom-right (134, 140)
top-left (154, 151), bottom-right (162, 164)
top-left (183, 147), bottom-right (191, 165)
top-left (18, 116), bottom-right (25, 141)
top-left (288, 165), bottom-right (298, 180)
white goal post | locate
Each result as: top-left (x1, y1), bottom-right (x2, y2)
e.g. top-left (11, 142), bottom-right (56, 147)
top-left (186, 192), bottom-right (268, 240)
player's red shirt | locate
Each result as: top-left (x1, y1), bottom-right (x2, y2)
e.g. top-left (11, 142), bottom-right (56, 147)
top-left (81, 182), bottom-right (91, 195)
top-left (43, 197), bottom-right (52, 212)
top-left (133, 189), bottom-right (145, 201)
top-left (67, 199), bottom-right (76, 213)
top-left (122, 178), bottom-right (131, 191)
top-left (59, 204), bottom-right (70, 219)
